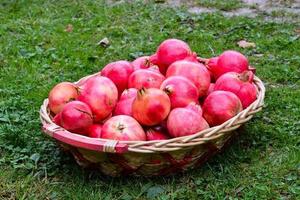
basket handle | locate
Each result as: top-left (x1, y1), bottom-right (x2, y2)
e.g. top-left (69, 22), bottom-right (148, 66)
top-left (42, 124), bottom-right (128, 153)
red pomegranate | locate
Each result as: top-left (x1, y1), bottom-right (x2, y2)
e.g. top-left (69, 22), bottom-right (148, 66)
top-left (128, 66), bottom-right (165, 89)
top-left (166, 60), bottom-right (211, 97)
top-left (60, 101), bottom-right (93, 133)
top-left (200, 83), bottom-right (215, 104)
top-left (149, 53), bottom-right (159, 66)
top-left (202, 91), bottom-right (243, 126)
top-left (167, 103), bottom-right (209, 138)
top-left (160, 76), bottom-right (199, 108)
top-left (53, 113), bottom-right (62, 126)
top-left (146, 126), bottom-right (169, 140)
top-left (207, 83), bottom-right (215, 96)
top-left (132, 56), bottom-right (150, 71)
top-left (48, 82), bottom-right (79, 114)
top-left (86, 124), bottom-right (102, 138)
top-left (119, 88), bottom-right (137, 100)
top-left (132, 88), bottom-right (171, 126)
top-left (214, 71), bottom-right (257, 108)
top-left (101, 115), bottom-right (146, 141)
top-left (153, 39), bottom-right (197, 74)
top-left (101, 60), bottom-right (133, 94)
top-left (113, 88), bottom-right (137, 116)
top-left (78, 76), bottom-right (118, 122)
top-left (211, 50), bottom-right (249, 79)
top-left (206, 56), bottom-right (219, 82)
top-left (182, 52), bottom-right (198, 63)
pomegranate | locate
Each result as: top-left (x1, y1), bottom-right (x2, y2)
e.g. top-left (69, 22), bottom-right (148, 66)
top-left (206, 56), bottom-right (219, 82)
top-left (132, 88), bottom-right (171, 126)
top-left (101, 60), bottom-right (133, 94)
top-left (211, 50), bottom-right (249, 79)
top-left (182, 52), bottom-right (198, 63)
top-left (60, 101), bottom-right (93, 132)
top-left (160, 76), bottom-right (199, 108)
top-left (154, 39), bottom-right (196, 74)
top-left (167, 103), bottom-right (209, 138)
top-left (87, 124), bottom-right (102, 138)
top-left (207, 83), bottom-right (215, 96)
top-left (132, 56), bottom-right (150, 71)
top-left (202, 91), bottom-right (242, 126)
top-left (101, 115), bottom-right (146, 141)
top-left (78, 76), bottom-right (118, 122)
top-left (149, 53), bottom-right (160, 66)
top-left (200, 83), bottom-right (215, 104)
top-left (113, 88), bottom-right (138, 116)
top-left (146, 126), bottom-right (169, 140)
top-left (128, 66), bottom-right (165, 89)
top-left (166, 60), bottom-right (211, 97)
top-left (48, 82), bottom-right (79, 114)
top-left (119, 88), bottom-right (138, 100)
top-left (214, 71), bottom-right (257, 108)
top-left (53, 113), bottom-right (62, 126)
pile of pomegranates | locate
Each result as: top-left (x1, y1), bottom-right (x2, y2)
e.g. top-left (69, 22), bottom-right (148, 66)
top-left (48, 38), bottom-right (257, 141)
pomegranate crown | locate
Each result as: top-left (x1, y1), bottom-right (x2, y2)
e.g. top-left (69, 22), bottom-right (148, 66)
top-left (239, 70), bottom-right (254, 82)
top-left (137, 87), bottom-right (147, 98)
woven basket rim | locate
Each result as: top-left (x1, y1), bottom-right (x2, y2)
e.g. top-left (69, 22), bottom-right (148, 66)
top-left (40, 72), bottom-right (265, 154)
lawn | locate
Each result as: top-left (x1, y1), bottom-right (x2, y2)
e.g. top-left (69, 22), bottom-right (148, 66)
top-left (0, 0), bottom-right (299, 199)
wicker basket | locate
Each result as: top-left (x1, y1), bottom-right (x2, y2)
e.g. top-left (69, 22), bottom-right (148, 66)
top-left (40, 71), bottom-right (265, 176)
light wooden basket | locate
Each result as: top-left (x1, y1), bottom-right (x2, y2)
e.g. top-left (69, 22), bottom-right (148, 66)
top-left (40, 71), bottom-right (265, 176)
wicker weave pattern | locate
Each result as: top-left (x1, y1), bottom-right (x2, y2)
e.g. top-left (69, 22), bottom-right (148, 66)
top-left (40, 73), bottom-right (265, 176)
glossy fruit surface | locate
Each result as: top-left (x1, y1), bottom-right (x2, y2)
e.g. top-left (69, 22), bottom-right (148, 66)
top-left (78, 76), bottom-right (118, 122)
top-left (49, 82), bottom-right (79, 114)
top-left (132, 88), bottom-right (171, 126)
top-left (101, 115), bottom-right (146, 141)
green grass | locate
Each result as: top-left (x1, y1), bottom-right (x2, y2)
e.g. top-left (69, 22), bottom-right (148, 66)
top-left (194, 0), bottom-right (244, 11)
top-left (1, 0), bottom-right (300, 199)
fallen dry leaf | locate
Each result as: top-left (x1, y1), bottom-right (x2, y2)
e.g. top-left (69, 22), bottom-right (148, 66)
top-left (237, 40), bottom-right (256, 48)
top-left (254, 53), bottom-right (264, 57)
top-left (65, 24), bottom-right (73, 32)
top-left (295, 28), bottom-right (300, 35)
top-left (97, 37), bottom-right (110, 47)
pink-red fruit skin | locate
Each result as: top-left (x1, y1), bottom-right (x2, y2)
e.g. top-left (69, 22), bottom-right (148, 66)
top-left (101, 61), bottom-right (133, 94)
top-left (167, 103), bottom-right (209, 138)
top-left (101, 115), bottom-right (146, 141)
top-left (214, 71), bottom-right (257, 108)
top-left (154, 39), bottom-right (195, 74)
top-left (200, 83), bottom-right (215, 104)
top-left (160, 76), bottom-right (199, 108)
top-left (202, 91), bottom-right (243, 126)
top-left (128, 66), bottom-right (165, 89)
top-left (87, 124), bottom-right (102, 138)
top-left (132, 56), bottom-right (150, 71)
top-left (78, 76), bottom-right (118, 122)
top-left (146, 127), bottom-right (169, 140)
top-left (53, 113), bottom-right (62, 126)
top-left (60, 101), bottom-right (93, 133)
top-left (166, 60), bottom-right (211, 97)
top-left (113, 88), bottom-right (138, 116)
top-left (211, 50), bottom-right (249, 79)
top-left (207, 83), bottom-right (215, 96)
top-left (48, 82), bottom-right (79, 114)
top-left (132, 88), bottom-right (171, 126)
top-left (206, 57), bottom-right (219, 82)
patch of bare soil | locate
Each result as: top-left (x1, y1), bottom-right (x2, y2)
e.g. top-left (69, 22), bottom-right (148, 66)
top-left (167, 0), bottom-right (300, 22)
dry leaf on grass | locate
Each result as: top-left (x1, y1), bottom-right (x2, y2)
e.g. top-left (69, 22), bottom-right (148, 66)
top-left (65, 24), bottom-right (73, 32)
top-left (237, 40), bottom-right (256, 48)
top-left (295, 28), bottom-right (300, 35)
top-left (97, 37), bottom-right (110, 47)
